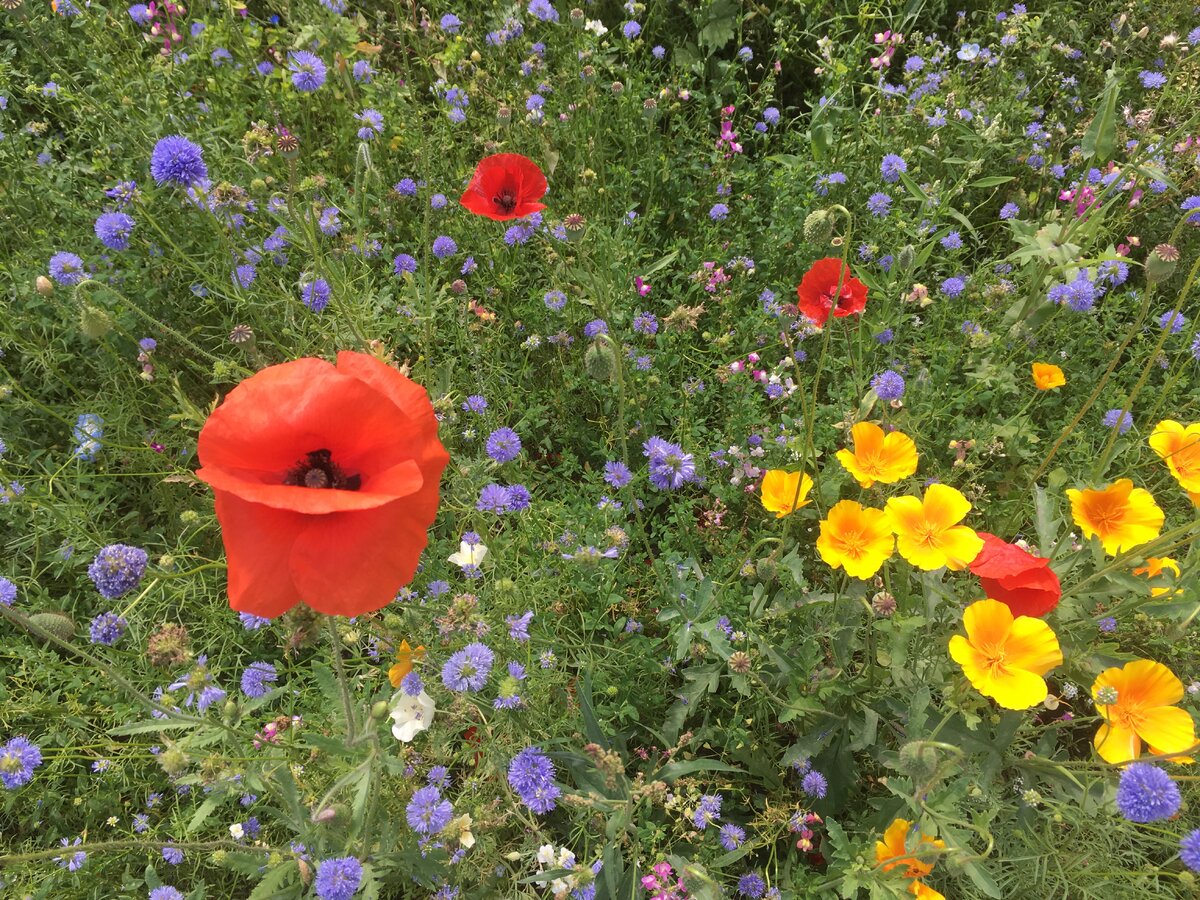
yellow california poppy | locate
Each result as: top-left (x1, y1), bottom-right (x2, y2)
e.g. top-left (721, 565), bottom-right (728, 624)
top-left (815, 500), bottom-right (895, 579)
top-left (1092, 659), bottom-right (1197, 764)
top-left (1133, 556), bottom-right (1181, 597)
top-left (388, 639), bottom-right (427, 688)
top-left (836, 422), bottom-right (919, 488)
top-left (948, 599), bottom-right (1062, 709)
top-left (885, 484), bottom-right (984, 571)
top-left (874, 818), bottom-right (946, 900)
top-left (1149, 420), bottom-right (1200, 505)
top-left (1065, 479), bottom-right (1164, 556)
top-left (760, 469), bottom-right (814, 518)
top-left (1031, 362), bottom-right (1066, 390)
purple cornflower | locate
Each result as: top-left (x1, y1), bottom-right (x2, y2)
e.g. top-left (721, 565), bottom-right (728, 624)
top-left (801, 770), bottom-right (828, 799)
top-left (999, 202), bottom-right (1020, 219)
top-left (506, 483), bottom-right (531, 511)
top-left (880, 154), bottom-right (907, 183)
top-left (1158, 310), bottom-right (1186, 334)
top-left (643, 437), bottom-right (698, 490)
top-left (427, 766), bottom-right (451, 789)
top-left (692, 794), bottom-right (721, 830)
top-left (544, 290), bottom-right (567, 311)
top-left (604, 460), bottom-right (633, 488)
top-left (149, 136), bottom-right (207, 186)
top-left (149, 888), bottom-right (183, 900)
top-left (623, 20), bottom-right (641, 39)
top-left (875, 329), bottom-right (894, 344)
top-left (719, 824), bottom-right (745, 850)
top-left (441, 642), bottom-right (495, 691)
top-left (162, 846), bottom-right (184, 865)
top-left (233, 264), bottom-right (257, 289)
top-left (0, 577), bottom-right (17, 607)
top-left (394, 178), bottom-right (418, 197)
top-left (94, 212), bottom-right (135, 251)
top-left (54, 838), bottom-right (87, 872)
top-left (737, 873), bottom-right (766, 899)
top-left (940, 276), bottom-right (966, 297)
top-left (1103, 409), bottom-right (1133, 434)
top-left (486, 427), bottom-right (522, 463)
top-left (1182, 830), bottom-right (1200, 872)
top-left (240, 662), bottom-right (278, 699)
top-left (508, 746), bottom-right (560, 814)
top-left (407, 786), bottom-right (453, 834)
top-left (430, 194), bottom-right (448, 209)
top-left (128, 4), bottom-right (151, 23)
top-left (507, 610), bottom-right (534, 642)
top-left (709, 203), bottom-right (730, 221)
top-left (289, 51), bottom-right (327, 92)
top-left (49, 251), bottom-right (86, 285)
top-left (88, 544), bottom-right (149, 599)
top-left (315, 856), bottom-right (363, 900)
top-left (866, 192), bottom-right (893, 217)
top-left (89, 612), bottom-right (128, 646)
top-left (352, 60), bottom-right (374, 83)
top-left (393, 254), bottom-right (417, 276)
top-left (355, 108), bottom-right (384, 141)
top-left (462, 395), bottom-right (488, 413)
top-left (440, 13), bottom-right (461, 32)
top-left (239, 612), bottom-right (271, 630)
top-left (871, 370), bottom-right (905, 401)
top-left (301, 278), bottom-right (331, 312)
top-left (1099, 616), bottom-right (1118, 633)
top-left (476, 483), bottom-right (511, 513)
top-left (940, 231), bottom-right (963, 250)
top-left (432, 235), bottom-right (457, 259)
top-left (528, 0), bottom-right (558, 22)
top-left (0, 736), bottom-right (42, 789)
top-left (1116, 763), bottom-right (1180, 822)
top-left (1138, 70), bottom-right (1167, 89)
top-left (584, 319), bottom-right (609, 338)
top-left (318, 207), bottom-right (341, 236)
top-left (167, 654), bottom-right (226, 712)
top-left (1183, 196), bottom-right (1200, 224)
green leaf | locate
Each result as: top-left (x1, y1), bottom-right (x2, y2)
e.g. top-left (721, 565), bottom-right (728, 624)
top-left (110, 718), bottom-right (200, 736)
top-left (969, 175), bottom-right (1015, 188)
top-left (247, 861), bottom-right (299, 900)
top-left (898, 172), bottom-right (931, 207)
top-left (657, 758), bottom-right (743, 782)
top-left (186, 796), bottom-right (220, 835)
top-left (1081, 71), bottom-right (1120, 163)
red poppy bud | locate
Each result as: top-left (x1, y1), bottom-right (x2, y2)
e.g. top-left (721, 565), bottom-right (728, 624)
top-left (196, 352), bottom-right (449, 618)
top-left (459, 153), bottom-right (548, 221)
top-left (795, 257), bottom-right (868, 327)
top-left (969, 532), bottom-right (1062, 618)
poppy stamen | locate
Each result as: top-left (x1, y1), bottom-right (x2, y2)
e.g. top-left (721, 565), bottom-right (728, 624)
top-left (284, 448), bottom-right (362, 491)
top-left (493, 190), bottom-right (517, 214)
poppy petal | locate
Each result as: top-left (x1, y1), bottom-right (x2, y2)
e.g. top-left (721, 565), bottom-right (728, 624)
top-left (1139, 705), bottom-right (1198, 757)
top-left (1094, 721), bottom-right (1142, 764)
top-left (1003, 615), bottom-right (1063, 676)
top-left (213, 491), bottom-right (304, 617)
top-left (1121, 659), bottom-right (1185, 708)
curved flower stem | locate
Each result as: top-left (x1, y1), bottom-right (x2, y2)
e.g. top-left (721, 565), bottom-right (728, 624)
top-left (325, 616), bottom-right (359, 743)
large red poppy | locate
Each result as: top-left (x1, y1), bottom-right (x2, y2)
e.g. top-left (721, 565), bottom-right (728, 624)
top-left (196, 351), bottom-right (449, 618)
top-left (795, 258), bottom-right (868, 327)
top-left (459, 153), bottom-right (548, 221)
top-left (968, 532), bottom-right (1062, 618)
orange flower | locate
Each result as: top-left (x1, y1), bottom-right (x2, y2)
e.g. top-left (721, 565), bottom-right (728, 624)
top-left (836, 422), bottom-right (918, 488)
top-left (948, 599), bottom-right (1062, 709)
top-left (388, 639), bottom-right (427, 688)
top-left (885, 484), bottom-right (984, 571)
top-left (760, 469), bottom-right (814, 518)
top-left (1031, 362), bottom-right (1065, 390)
top-left (1133, 556), bottom-right (1181, 597)
top-left (1065, 479), bottom-right (1163, 556)
top-left (875, 818), bottom-right (945, 900)
top-left (1148, 420), bottom-right (1200, 505)
top-left (816, 500), bottom-right (895, 579)
top-left (1092, 659), bottom-right (1197, 764)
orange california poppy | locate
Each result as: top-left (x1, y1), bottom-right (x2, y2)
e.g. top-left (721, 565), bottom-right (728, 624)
top-left (836, 422), bottom-right (919, 488)
top-left (459, 153), bottom-right (548, 221)
top-left (1148, 420), bottom-right (1200, 505)
top-left (1031, 362), bottom-right (1065, 390)
top-left (1065, 479), bottom-right (1163, 556)
top-left (388, 639), bottom-right (427, 688)
top-left (875, 818), bottom-right (946, 900)
top-left (885, 484), bottom-right (983, 571)
top-left (795, 258), bottom-right (868, 327)
top-left (760, 469), bottom-right (814, 518)
top-left (1091, 659), bottom-right (1198, 764)
top-left (948, 599), bottom-right (1062, 710)
top-left (815, 500), bottom-right (895, 579)
top-left (1133, 556), bottom-right (1181, 597)
top-left (196, 351), bottom-right (450, 618)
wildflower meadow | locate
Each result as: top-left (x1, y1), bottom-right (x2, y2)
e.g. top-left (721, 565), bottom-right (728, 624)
top-left (3, 0), bottom-right (1200, 897)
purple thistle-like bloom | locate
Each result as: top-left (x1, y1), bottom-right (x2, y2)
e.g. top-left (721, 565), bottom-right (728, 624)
top-left (289, 51), bottom-right (327, 92)
top-left (462, 395), bottom-right (488, 413)
top-left (88, 544), bottom-right (148, 599)
top-left (486, 427), bottom-right (522, 463)
top-left (162, 846), bottom-right (184, 865)
top-left (239, 611), bottom-right (271, 630)
top-left (1138, 70), bottom-right (1167, 89)
top-left (507, 610), bottom-right (534, 642)
top-left (709, 203), bottom-right (730, 221)
top-left (643, 437), bottom-right (698, 490)
top-left (1182, 830), bottom-right (1200, 872)
top-left (94, 212), bottom-right (135, 251)
top-left (240, 662), bottom-right (278, 699)
top-left (871, 371), bottom-right (905, 401)
top-left (401, 670), bottom-right (424, 697)
top-left (866, 192), bottom-right (893, 217)
top-left (692, 794), bottom-right (721, 829)
top-left (528, 0), bottom-right (558, 22)
top-left (604, 460), bottom-right (633, 488)
top-left (999, 202), bottom-right (1020, 219)
top-left (355, 108), bottom-right (384, 141)
top-left (940, 276), bottom-right (966, 297)
top-left (0, 577), bottom-right (16, 607)
top-left (633, 311), bottom-right (658, 335)
top-left (149, 888), bottom-right (184, 900)
top-left (720, 823), bottom-right (745, 850)
top-left (301, 278), bottom-right (331, 312)
top-left (406, 786), bottom-right (453, 834)
top-left (584, 319), bottom-right (609, 338)
top-left (506, 483), bottom-right (531, 511)
top-left (1158, 310), bottom-right (1186, 334)
top-left (150, 136), bottom-right (208, 187)
top-left (544, 290), bottom-right (567, 311)
top-left (89, 612), bottom-right (128, 646)
top-left (508, 746), bottom-right (560, 814)
top-left (1183, 196), bottom-right (1200, 224)
top-left (880, 154), bottom-right (907, 183)
top-left (49, 251), bottom-right (86, 285)
top-left (1116, 763), bottom-right (1180, 823)
top-left (128, 4), bottom-right (151, 23)
top-left (54, 838), bottom-right (87, 871)
top-left (801, 770), bottom-right (828, 799)
top-left (476, 483), bottom-right (511, 513)
top-left (315, 856), bottom-right (363, 900)
top-left (394, 178), bottom-right (418, 197)
top-left (623, 20), bottom-right (641, 39)
top-left (737, 873), bottom-right (766, 899)
top-left (440, 13), bottom-right (461, 32)
top-left (432, 235), bottom-right (458, 259)
top-left (0, 736), bottom-right (42, 789)
top-left (441, 642), bottom-right (495, 691)
top-left (234, 264), bottom-right (257, 289)
top-left (393, 254), bottom-right (418, 275)
top-left (352, 60), bottom-right (373, 83)
top-left (1103, 408), bottom-right (1133, 434)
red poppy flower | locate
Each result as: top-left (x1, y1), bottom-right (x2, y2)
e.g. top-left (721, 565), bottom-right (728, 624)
top-left (968, 532), bottom-right (1062, 618)
top-left (459, 153), bottom-right (548, 221)
top-left (795, 257), bottom-right (868, 327)
top-left (196, 351), bottom-right (449, 618)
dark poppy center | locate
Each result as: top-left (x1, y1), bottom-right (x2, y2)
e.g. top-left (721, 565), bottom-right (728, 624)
top-left (493, 190), bottom-right (517, 214)
top-left (283, 449), bottom-right (362, 491)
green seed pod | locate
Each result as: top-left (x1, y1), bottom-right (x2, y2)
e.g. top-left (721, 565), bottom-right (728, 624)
top-left (28, 611), bottom-right (76, 644)
top-left (370, 700), bottom-right (390, 721)
top-left (802, 209), bottom-right (834, 244)
top-left (897, 741), bottom-right (940, 782)
top-left (158, 746), bottom-right (189, 778)
top-left (896, 244), bottom-right (916, 270)
top-left (585, 340), bottom-right (617, 383)
top-left (79, 305), bottom-right (113, 340)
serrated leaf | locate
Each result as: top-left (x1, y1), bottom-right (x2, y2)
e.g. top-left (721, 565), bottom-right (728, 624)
top-left (1081, 71), bottom-right (1120, 162)
top-left (186, 796), bottom-right (220, 835)
top-left (110, 718), bottom-right (200, 736)
top-left (247, 861), bottom-right (298, 900)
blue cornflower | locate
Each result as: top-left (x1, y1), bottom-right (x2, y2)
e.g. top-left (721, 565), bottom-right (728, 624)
top-left (604, 460), bottom-right (632, 488)
top-left (94, 212), bottom-right (135, 251)
top-left (233, 264), bottom-right (257, 289)
top-left (462, 395), bottom-right (487, 413)
top-left (801, 770), bottom-right (828, 799)
top-left (737, 873), bottom-right (767, 899)
top-left (315, 856), bottom-right (363, 900)
top-left (430, 194), bottom-right (448, 209)
top-left (941, 276), bottom-right (967, 297)
top-left (149, 888), bottom-right (183, 900)
top-left (240, 662), bottom-right (278, 699)
top-left (407, 786), bottom-right (454, 834)
top-left (432, 235), bottom-right (457, 259)
top-left (162, 846), bottom-right (184, 865)
top-left (1183, 196), bottom-right (1200, 224)
top-left (354, 108), bottom-right (384, 141)
top-left (1139, 70), bottom-right (1167, 89)
top-left (1116, 763), bottom-right (1180, 823)
top-left (506, 483), bottom-right (531, 511)
top-left (692, 794), bottom-right (721, 830)
top-left (128, 4), bottom-right (151, 23)
top-left (0, 577), bottom-right (16, 607)
top-left (737, 45), bottom-right (753, 61)
top-left (476, 483), bottom-right (511, 513)
top-left (289, 51), bottom-right (327, 92)
top-left (526, 93), bottom-right (545, 112)
top-left (1098, 616), bottom-right (1117, 633)
top-left (0, 736), bottom-right (42, 789)
top-left (1103, 409), bottom-right (1133, 434)
top-left (486, 427), bottom-right (522, 463)
top-left (623, 20), bottom-right (641, 39)
top-left (71, 412), bottom-right (103, 461)
top-left (49, 251), bottom-right (86, 285)
top-left (54, 838), bottom-right (87, 871)
top-left (507, 610), bottom-right (534, 642)
top-left (644, 437), bottom-right (698, 490)
top-left (999, 202), bottom-right (1020, 219)
top-left (584, 319), bottom-right (608, 338)
top-left (633, 311), bottom-right (658, 335)
top-left (440, 13), bottom-right (461, 32)
top-left (441, 642), bottom-right (495, 691)
top-left (940, 231), bottom-right (963, 250)
top-left (256, 61), bottom-right (275, 76)
top-left (875, 329), bottom-right (894, 344)
top-left (317, 207), bottom-right (341, 236)
top-left (1159, 310), bottom-right (1186, 334)
top-left (393, 254), bottom-right (418, 276)
top-left (239, 612), bottom-right (271, 630)
top-left (709, 203), bottom-right (730, 221)
top-left (89, 612), bottom-right (128, 646)
top-left (508, 746), bottom-right (560, 814)
top-left (1182, 830), bottom-right (1200, 872)
top-left (719, 823), bottom-right (745, 850)
top-left (394, 178), bottom-right (418, 197)
top-left (352, 60), bottom-right (373, 83)
top-left (88, 545), bottom-right (148, 599)
top-left (866, 192), bottom-right (893, 217)
top-left (544, 290), bottom-right (567, 310)
top-left (528, 0), bottom-right (558, 22)
top-left (300, 278), bottom-right (330, 313)
top-left (871, 370), bottom-right (905, 401)
top-left (150, 135), bottom-right (207, 186)
top-left (880, 154), bottom-right (907, 183)
top-left (652, 45), bottom-right (666, 59)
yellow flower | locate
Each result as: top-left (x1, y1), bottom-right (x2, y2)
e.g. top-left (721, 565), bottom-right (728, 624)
top-left (1092, 659), bottom-right (1197, 764)
top-left (1031, 362), bottom-right (1066, 390)
top-left (388, 639), bottom-right (426, 688)
top-left (816, 500), bottom-right (895, 579)
top-left (1065, 479), bottom-right (1164, 556)
top-left (885, 484), bottom-right (984, 571)
top-left (1149, 420), bottom-right (1200, 504)
top-left (948, 599), bottom-right (1062, 710)
top-left (1133, 556), bottom-right (1181, 597)
top-left (760, 469), bottom-right (814, 518)
top-left (874, 818), bottom-right (946, 900)
top-left (836, 422), bottom-right (919, 488)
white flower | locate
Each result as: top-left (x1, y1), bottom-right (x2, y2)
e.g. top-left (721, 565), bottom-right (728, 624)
top-left (448, 540), bottom-right (487, 569)
top-left (450, 813), bottom-right (476, 848)
top-left (584, 19), bottom-right (608, 36)
top-left (536, 844), bottom-right (557, 866)
top-left (389, 689), bottom-right (436, 742)
top-left (229, 823), bottom-right (244, 839)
